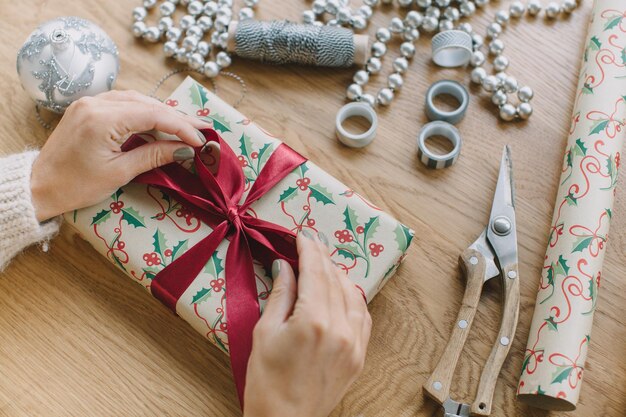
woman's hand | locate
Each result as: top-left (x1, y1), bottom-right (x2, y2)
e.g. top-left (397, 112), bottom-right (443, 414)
top-left (31, 90), bottom-right (211, 222)
top-left (244, 231), bottom-right (372, 417)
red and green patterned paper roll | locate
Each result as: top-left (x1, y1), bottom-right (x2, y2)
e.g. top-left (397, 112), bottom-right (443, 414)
top-left (517, 0), bottom-right (626, 410)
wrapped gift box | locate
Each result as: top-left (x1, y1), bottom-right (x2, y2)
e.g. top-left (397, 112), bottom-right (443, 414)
top-left (63, 76), bottom-right (413, 392)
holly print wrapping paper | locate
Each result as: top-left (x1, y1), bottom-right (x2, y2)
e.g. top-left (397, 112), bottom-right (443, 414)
top-left (517, 0), bottom-right (626, 410)
top-left (63, 76), bottom-right (413, 359)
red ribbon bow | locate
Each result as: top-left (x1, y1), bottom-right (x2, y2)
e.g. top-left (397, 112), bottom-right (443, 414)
top-left (122, 129), bottom-right (306, 405)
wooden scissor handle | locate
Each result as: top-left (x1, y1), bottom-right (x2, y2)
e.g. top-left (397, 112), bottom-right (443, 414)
top-left (423, 247), bottom-right (486, 405)
top-left (471, 263), bottom-right (520, 416)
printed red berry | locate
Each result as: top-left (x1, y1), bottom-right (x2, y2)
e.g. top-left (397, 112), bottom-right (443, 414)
top-left (616, 152), bottom-right (621, 169)
top-left (356, 226), bottom-right (364, 234)
top-left (164, 249), bottom-right (173, 257)
top-left (296, 178), bottom-right (309, 191)
top-left (165, 99), bottom-right (178, 107)
top-left (597, 272), bottom-right (601, 288)
top-left (238, 155), bottom-right (248, 167)
top-left (334, 229), bottom-right (353, 244)
top-left (117, 241), bottom-right (125, 250)
top-left (220, 322), bottom-right (228, 331)
top-left (307, 218), bottom-right (316, 227)
top-left (369, 243), bottom-right (384, 257)
top-left (211, 278), bottom-right (225, 292)
top-left (196, 108), bottom-right (210, 117)
top-left (251, 151), bottom-right (258, 159)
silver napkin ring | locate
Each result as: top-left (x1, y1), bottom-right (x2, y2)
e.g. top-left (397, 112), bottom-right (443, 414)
top-left (335, 102), bottom-right (378, 148)
top-left (425, 80), bottom-right (469, 124)
top-left (431, 30), bottom-right (473, 68)
top-left (417, 121), bottom-right (462, 169)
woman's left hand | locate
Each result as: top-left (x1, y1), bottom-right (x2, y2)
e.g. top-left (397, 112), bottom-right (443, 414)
top-left (31, 90), bottom-right (211, 222)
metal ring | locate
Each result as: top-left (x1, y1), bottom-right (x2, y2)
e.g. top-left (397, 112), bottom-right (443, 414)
top-left (335, 102), bottom-right (378, 148)
top-left (417, 121), bottom-right (462, 169)
top-left (431, 30), bottom-right (473, 68)
top-left (425, 80), bottom-right (469, 124)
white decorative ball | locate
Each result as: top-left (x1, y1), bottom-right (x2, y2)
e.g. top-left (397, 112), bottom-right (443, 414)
top-left (16, 16), bottom-right (119, 113)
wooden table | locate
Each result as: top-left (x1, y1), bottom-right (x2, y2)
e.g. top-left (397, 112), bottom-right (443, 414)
top-left (1, 1), bottom-right (624, 416)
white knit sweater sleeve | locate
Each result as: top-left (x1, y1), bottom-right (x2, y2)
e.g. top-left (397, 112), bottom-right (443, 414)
top-left (0, 151), bottom-right (61, 271)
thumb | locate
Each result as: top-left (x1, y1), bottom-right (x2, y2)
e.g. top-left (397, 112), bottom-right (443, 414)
top-left (119, 140), bottom-right (195, 179)
top-left (260, 259), bottom-right (297, 325)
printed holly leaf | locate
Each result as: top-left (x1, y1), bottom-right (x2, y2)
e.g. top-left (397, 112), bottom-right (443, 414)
top-left (143, 266), bottom-right (161, 280)
top-left (586, 276), bottom-right (598, 313)
top-left (589, 119), bottom-right (609, 135)
top-left (160, 190), bottom-right (171, 206)
top-left (622, 48), bottom-right (626, 65)
top-left (336, 243), bottom-right (362, 260)
top-left (394, 224), bottom-right (414, 252)
top-left (573, 138), bottom-right (587, 156)
top-left (537, 386), bottom-right (546, 395)
top-left (545, 316), bottom-right (558, 332)
top-left (204, 252), bottom-right (224, 278)
top-left (112, 254), bottom-right (127, 272)
top-left (604, 15), bottom-right (623, 31)
top-left (190, 83), bottom-right (209, 109)
top-left (521, 353), bottom-right (532, 374)
top-left (606, 208), bottom-right (612, 219)
top-left (91, 209), bottom-right (111, 226)
top-left (343, 206), bottom-right (359, 234)
top-left (589, 36), bottom-right (601, 51)
top-left (309, 184), bottom-right (334, 205)
top-left (551, 366), bottom-right (574, 384)
top-left (555, 255), bottom-right (569, 276)
top-left (239, 133), bottom-right (253, 158)
top-left (565, 192), bottom-right (578, 206)
top-left (299, 163), bottom-right (309, 177)
top-left (278, 186), bottom-right (298, 203)
top-left (112, 188), bottom-right (123, 202)
top-left (209, 114), bottom-right (231, 133)
top-left (191, 287), bottom-right (212, 304)
top-left (152, 229), bottom-right (167, 258)
top-left (572, 236), bottom-right (594, 253)
top-left (121, 207), bottom-right (146, 228)
top-left (582, 83), bottom-right (593, 95)
top-left (565, 150), bottom-right (573, 169)
top-left (171, 240), bottom-right (189, 261)
top-left (546, 267), bottom-right (555, 287)
top-left (257, 142), bottom-right (273, 169)
top-left (363, 216), bottom-right (380, 244)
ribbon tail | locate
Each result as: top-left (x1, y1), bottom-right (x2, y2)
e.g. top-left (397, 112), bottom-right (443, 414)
top-left (225, 230), bottom-right (260, 407)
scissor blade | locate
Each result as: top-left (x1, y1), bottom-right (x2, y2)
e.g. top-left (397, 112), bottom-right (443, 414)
top-left (486, 145), bottom-right (518, 269)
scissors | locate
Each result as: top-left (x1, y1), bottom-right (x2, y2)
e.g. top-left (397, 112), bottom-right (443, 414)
top-left (423, 146), bottom-right (520, 417)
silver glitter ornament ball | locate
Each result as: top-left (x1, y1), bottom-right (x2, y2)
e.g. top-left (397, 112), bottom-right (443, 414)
top-left (16, 16), bottom-right (119, 113)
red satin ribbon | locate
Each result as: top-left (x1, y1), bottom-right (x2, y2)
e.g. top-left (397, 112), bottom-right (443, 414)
top-left (122, 129), bottom-right (306, 406)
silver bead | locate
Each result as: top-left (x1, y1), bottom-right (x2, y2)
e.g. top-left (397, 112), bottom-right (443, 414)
top-left (444, 7), bottom-right (460, 21)
top-left (354, 70), bottom-right (369, 85)
top-left (471, 67), bottom-right (487, 84)
top-left (327, 19), bottom-right (339, 27)
top-left (458, 23), bottom-right (472, 34)
top-left (509, 1), bottom-right (526, 17)
top-left (425, 7), bottom-right (440, 19)
top-left (377, 88), bottom-right (394, 106)
top-left (472, 33), bottom-right (484, 49)
top-left (517, 102), bottom-right (533, 120)
top-left (188, 0), bottom-right (204, 15)
top-left (186, 25), bottom-right (204, 39)
top-left (188, 52), bottom-right (205, 70)
top-left (503, 76), bottom-right (518, 93)
top-left (460, 1), bottom-right (476, 17)
top-left (474, 0), bottom-right (489, 7)
top-left (489, 39), bottom-right (505, 55)
top-left (492, 89), bottom-right (508, 106)
top-left (358, 5), bottom-right (374, 20)
top-left (545, 2), bottom-right (561, 18)
top-left (214, 16), bottom-right (230, 32)
top-left (159, 1), bottom-right (176, 16)
top-left (518, 86), bottom-right (534, 102)
top-left (439, 20), bottom-right (454, 32)
top-left (421, 16), bottom-right (439, 33)
top-left (406, 11), bottom-right (424, 28)
top-left (371, 41), bottom-right (387, 57)
top-left (346, 83), bottom-right (363, 100)
top-left (482, 75), bottom-right (499, 92)
top-left (244, 0), bottom-right (259, 7)
top-left (166, 27), bottom-right (182, 42)
top-left (563, 0), bottom-right (577, 13)
top-left (495, 10), bottom-right (510, 26)
top-left (366, 57), bottom-right (382, 74)
top-left (175, 48), bottom-right (188, 63)
top-left (435, 0), bottom-right (450, 7)
top-left (217, 32), bottom-right (229, 49)
top-left (143, 26), bottom-right (161, 42)
top-left (326, 0), bottom-right (340, 14)
top-left (132, 21), bottom-right (147, 38)
top-left (493, 55), bottom-right (509, 72)
top-left (216, 51), bottom-right (231, 68)
top-left (203, 1), bottom-right (218, 16)
top-left (495, 72), bottom-right (508, 85)
top-left (197, 16), bottom-right (213, 31)
top-left (216, 6), bottom-right (232, 20)
top-left (376, 28), bottom-right (392, 43)
top-left (388, 73), bottom-right (404, 90)
top-left (360, 93), bottom-right (376, 107)
top-left (400, 42), bottom-right (416, 59)
top-left (392, 57), bottom-right (409, 74)
top-left (197, 41), bottom-right (211, 57)
top-left (163, 41), bottom-right (178, 57)
top-left (470, 51), bottom-right (485, 66)
top-left (416, 0), bottom-right (431, 8)
top-left (337, 7), bottom-right (352, 23)
top-left (528, 0), bottom-right (542, 16)
top-left (389, 17), bottom-right (405, 33)
top-left (302, 10), bottom-right (316, 24)
top-left (182, 35), bottom-right (199, 51)
top-left (143, 0), bottom-right (157, 9)
top-left (398, 0), bottom-right (413, 6)
top-left (403, 28), bottom-right (420, 42)
top-left (132, 6), bottom-right (148, 21)
top-left (487, 22), bottom-right (502, 38)
top-left (179, 15), bottom-right (196, 30)
top-left (158, 17), bottom-right (174, 32)
top-left (499, 103), bottom-right (517, 121)
top-left (203, 61), bottom-right (220, 78)
top-left (352, 16), bottom-right (368, 30)
top-left (312, 0), bottom-right (327, 14)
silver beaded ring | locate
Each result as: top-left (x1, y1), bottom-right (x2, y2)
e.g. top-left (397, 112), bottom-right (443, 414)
top-left (431, 30), bottom-right (473, 68)
top-left (425, 80), bottom-right (469, 125)
top-left (335, 102), bottom-right (378, 148)
top-left (417, 121), bottom-right (462, 169)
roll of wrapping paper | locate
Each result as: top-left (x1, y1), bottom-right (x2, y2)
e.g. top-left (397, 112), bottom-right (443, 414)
top-left (517, 0), bottom-right (626, 411)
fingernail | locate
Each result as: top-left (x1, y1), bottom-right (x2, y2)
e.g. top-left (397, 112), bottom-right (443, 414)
top-left (173, 147), bottom-right (195, 161)
top-left (301, 229), bottom-right (314, 240)
top-left (196, 129), bottom-right (207, 144)
top-left (271, 259), bottom-right (281, 279)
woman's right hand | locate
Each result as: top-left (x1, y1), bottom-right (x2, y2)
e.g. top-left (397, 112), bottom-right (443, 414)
top-left (244, 231), bottom-right (372, 417)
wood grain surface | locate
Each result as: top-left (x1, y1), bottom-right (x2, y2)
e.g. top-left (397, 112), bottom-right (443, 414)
top-left (1, 1), bottom-right (624, 416)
